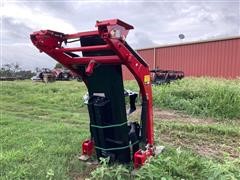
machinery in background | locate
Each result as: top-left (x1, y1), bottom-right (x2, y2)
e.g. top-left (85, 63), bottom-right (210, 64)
top-left (31, 68), bottom-right (76, 82)
top-left (150, 68), bottom-right (184, 85)
top-left (31, 68), bottom-right (55, 83)
top-left (52, 68), bottom-right (74, 81)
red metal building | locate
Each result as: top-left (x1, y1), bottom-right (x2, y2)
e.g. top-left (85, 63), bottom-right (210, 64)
top-left (123, 36), bottom-right (240, 80)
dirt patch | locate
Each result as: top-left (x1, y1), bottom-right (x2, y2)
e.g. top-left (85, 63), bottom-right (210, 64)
top-left (157, 131), bottom-right (240, 159)
top-left (128, 106), bottom-right (217, 125)
top-left (153, 108), bottom-right (216, 125)
top-left (151, 108), bottom-right (240, 159)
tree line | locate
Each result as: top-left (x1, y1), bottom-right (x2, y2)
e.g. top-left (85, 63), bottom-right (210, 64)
top-left (0, 63), bottom-right (36, 79)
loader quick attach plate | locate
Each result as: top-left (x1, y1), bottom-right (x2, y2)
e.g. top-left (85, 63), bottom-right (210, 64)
top-left (30, 19), bottom-right (155, 167)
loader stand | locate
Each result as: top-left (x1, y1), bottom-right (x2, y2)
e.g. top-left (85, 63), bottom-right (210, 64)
top-left (31, 19), bottom-right (155, 168)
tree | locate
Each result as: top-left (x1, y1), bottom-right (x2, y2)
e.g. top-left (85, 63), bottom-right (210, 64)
top-left (35, 67), bottom-right (41, 73)
top-left (1, 64), bottom-right (13, 77)
top-left (0, 63), bottom-right (35, 79)
top-left (12, 62), bottom-right (21, 73)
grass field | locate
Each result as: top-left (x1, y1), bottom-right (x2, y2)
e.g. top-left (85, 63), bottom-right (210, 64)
top-left (1, 78), bottom-right (240, 179)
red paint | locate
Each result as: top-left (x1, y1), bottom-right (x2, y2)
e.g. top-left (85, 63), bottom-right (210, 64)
top-left (138, 49), bottom-right (155, 69)
top-left (123, 37), bottom-right (240, 80)
top-left (30, 19), bottom-right (155, 167)
top-left (58, 44), bottom-right (111, 53)
top-left (85, 60), bottom-right (97, 76)
top-left (134, 148), bottom-right (154, 168)
top-left (82, 140), bottom-right (94, 156)
top-left (122, 49), bottom-right (154, 80)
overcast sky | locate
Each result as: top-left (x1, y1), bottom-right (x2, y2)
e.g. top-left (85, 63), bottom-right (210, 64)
top-left (1, 0), bottom-right (240, 70)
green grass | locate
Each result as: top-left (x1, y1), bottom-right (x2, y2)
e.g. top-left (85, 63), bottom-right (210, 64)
top-left (153, 77), bottom-right (240, 120)
top-left (90, 148), bottom-right (240, 180)
top-left (125, 77), bottom-right (240, 120)
top-left (1, 114), bottom-right (87, 179)
top-left (1, 79), bottom-right (240, 179)
top-left (0, 81), bottom-right (89, 179)
top-left (156, 121), bottom-right (240, 137)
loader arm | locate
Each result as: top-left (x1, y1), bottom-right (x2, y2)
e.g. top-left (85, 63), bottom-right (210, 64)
top-left (31, 19), bottom-right (154, 168)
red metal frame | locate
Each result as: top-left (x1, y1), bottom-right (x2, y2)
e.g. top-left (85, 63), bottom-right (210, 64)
top-left (31, 19), bottom-right (154, 167)
top-left (82, 140), bottom-right (94, 156)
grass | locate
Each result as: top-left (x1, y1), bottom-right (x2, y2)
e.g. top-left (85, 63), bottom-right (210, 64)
top-left (1, 78), bottom-right (240, 179)
top-left (0, 81), bottom-right (89, 179)
top-left (152, 77), bottom-right (240, 120)
top-left (125, 77), bottom-right (240, 120)
top-left (156, 121), bottom-right (240, 137)
top-left (90, 147), bottom-right (240, 180)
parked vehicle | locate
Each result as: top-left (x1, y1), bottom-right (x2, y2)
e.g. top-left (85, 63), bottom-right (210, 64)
top-left (31, 68), bottom-right (55, 83)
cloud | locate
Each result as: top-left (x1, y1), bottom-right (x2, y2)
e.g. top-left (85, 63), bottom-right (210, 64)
top-left (1, 3), bottom-right (76, 33)
top-left (3, 17), bottom-right (33, 44)
top-left (1, 1), bottom-right (239, 70)
top-left (2, 44), bottom-right (56, 70)
top-left (128, 31), bottom-right (158, 48)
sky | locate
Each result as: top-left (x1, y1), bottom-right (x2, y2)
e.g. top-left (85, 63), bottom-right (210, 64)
top-left (1, 0), bottom-right (240, 70)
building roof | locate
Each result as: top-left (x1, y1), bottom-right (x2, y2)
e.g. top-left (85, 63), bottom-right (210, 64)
top-left (136, 35), bottom-right (240, 51)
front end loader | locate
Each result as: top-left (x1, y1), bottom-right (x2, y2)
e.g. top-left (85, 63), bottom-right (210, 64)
top-left (31, 19), bottom-right (158, 168)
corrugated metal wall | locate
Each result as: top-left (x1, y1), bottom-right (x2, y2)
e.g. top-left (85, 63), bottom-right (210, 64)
top-left (123, 37), bottom-right (240, 80)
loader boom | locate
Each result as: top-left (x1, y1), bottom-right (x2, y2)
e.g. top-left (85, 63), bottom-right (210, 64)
top-left (31, 19), bottom-right (154, 168)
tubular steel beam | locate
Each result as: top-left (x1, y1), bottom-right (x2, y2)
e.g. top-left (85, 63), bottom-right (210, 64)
top-left (56, 44), bottom-right (111, 53)
top-left (65, 30), bottom-right (99, 39)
